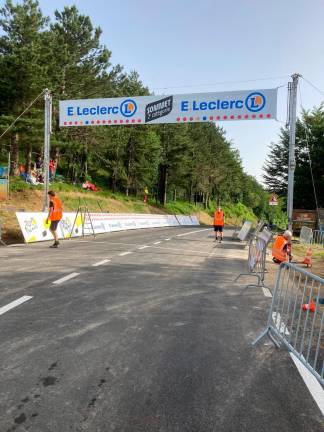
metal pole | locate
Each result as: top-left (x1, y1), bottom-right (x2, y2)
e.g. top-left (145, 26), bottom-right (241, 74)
top-left (287, 74), bottom-right (301, 231)
top-left (43, 89), bottom-right (52, 211)
top-left (7, 152), bottom-right (10, 198)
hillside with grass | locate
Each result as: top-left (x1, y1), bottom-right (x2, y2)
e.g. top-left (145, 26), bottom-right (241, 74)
top-left (0, 178), bottom-right (262, 244)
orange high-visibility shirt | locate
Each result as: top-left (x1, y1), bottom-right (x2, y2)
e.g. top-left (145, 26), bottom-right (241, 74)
top-left (49, 196), bottom-right (63, 221)
top-left (272, 235), bottom-right (288, 262)
top-left (214, 210), bottom-right (224, 226)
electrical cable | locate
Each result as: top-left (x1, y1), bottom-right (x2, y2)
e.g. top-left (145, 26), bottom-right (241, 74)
top-left (298, 85), bottom-right (322, 228)
top-left (301, 76), bottom-right (324, 99)
top-left (150, 75), bottom-right (290, 91)
top-left (0, 89), bottom-right (46, 141)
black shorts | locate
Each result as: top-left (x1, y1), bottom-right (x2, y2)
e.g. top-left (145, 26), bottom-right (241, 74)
top-left (214, 225), bottom-right (223, 232)
top-left (50, 220), bottom-right (60, 231)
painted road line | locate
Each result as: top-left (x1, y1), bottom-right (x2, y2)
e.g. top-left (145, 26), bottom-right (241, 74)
top-left (53, 272), bottom-right (80, 285)
top-left (0, 296), bottom-right (33, 316)
top-left (148, 245), bottom-right (210, 255)
top-left (138, 245), bottom-right (150, 250)
top-left (92, 259), bottom-right (111, 267)
top-left (272, 312), bottom-right (290, 335)
top-left (165, 238), bottom-right (171, 241)
top-left (119, 251), bottom-right (132, 256)
top-left (176, 228), bottom-right (210, 237)
top-left (262, 287), bottom-right (272, 298)
top-left (153, 241), bottom-right (161, 245)
top-left (290, 353), bottom-right (324, 416)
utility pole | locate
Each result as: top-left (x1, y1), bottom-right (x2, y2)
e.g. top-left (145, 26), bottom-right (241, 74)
top-left (287, 73), bottom-right (301, 232)
top-left (43, 89), bottom-right (52, 211)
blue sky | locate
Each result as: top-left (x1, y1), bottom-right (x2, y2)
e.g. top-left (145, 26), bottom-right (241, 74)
top-left (36, 0), bottom-right (324, 181)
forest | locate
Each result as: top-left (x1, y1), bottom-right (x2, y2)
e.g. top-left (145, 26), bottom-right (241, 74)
top-left (1, 0), bottom-right (321, 223)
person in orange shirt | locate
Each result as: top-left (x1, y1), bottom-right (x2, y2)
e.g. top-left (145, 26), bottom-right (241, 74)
top-left (214, 206), bottom-right (225, 243)
top-left (46, 190), bottom-right (63, 248)
top-left (272, 230), bottom-right (293, 263)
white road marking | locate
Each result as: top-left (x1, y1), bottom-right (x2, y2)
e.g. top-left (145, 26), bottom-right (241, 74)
top-left (138, 245), bottom-right (150, 250)
top-left (290, 353), bottom-right (324, 416)
top-left (165, 238), bottom-right (171, 241)
top-left (272, 312), bottom-right (290, 335)
top-left (148, 246), bottom-right (210, 256)
top-left (92, 259), bottom-right (111, 267)
top-left (153, 241), bottom-right (161, 244)
top-left (119, 251), bottom-right (132, 256)
top-left (176, 228), bottom-right (210, 237)
top-left (262, 287), bottom-right (272, 297)
top-left (53, 272), bottom-right (80, 285)
top-left (0, 296), bottom-right (33, 316)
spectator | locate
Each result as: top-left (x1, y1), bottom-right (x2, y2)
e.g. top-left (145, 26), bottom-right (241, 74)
top-left (49, 159), bottom-right (55, 180)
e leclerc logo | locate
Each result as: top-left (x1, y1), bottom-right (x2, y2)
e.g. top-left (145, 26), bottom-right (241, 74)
top-left (245, 92), bottom-right (266, 112)
top-left (120, 99), bottom-right (137, 117)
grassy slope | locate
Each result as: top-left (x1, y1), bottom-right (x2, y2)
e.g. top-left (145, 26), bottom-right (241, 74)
top-left (1, 178), bottom-right (257, 243)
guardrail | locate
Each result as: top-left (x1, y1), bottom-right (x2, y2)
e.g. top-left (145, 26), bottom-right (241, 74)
top-left (312, 230), bottom-right (324, 248)
top-left (253, 262), bottom-right (324, 386)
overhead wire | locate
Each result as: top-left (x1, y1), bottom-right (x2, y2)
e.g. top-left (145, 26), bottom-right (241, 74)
top-left (150, 75), bottom-right (290, 91)
top-left (298, 84), bottom-right (322, 228)
top-left (0, 89), bottom-right (46, 141)
top-left (301, 76), bottom-right (324, 99)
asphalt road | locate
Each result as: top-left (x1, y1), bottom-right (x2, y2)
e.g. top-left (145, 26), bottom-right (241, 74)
top-left (0, 226), bottom-right (323, 432)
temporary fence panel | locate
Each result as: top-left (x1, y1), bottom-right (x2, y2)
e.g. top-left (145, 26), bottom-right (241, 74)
top-left (252, 220), bottom-right (266, 238)
top-left (253, 262), bottom-right (324, 386)
top-left (16, 212), bottom-right (187, 243)
top-left (300, 226), bottom-right (313, 244)
top-left (235, 228), bottom-right (272, 287)
top-left (312, 230), bottom-right (324, 248)
top-left (237, 221), bottom-right (253, 241)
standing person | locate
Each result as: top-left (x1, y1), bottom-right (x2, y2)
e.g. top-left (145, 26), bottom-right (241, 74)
top-left (214, 206), bottom-right (225, 243)
top-left (49, 159), bottom-right (55, 181)
top-left (46, 190), bottom-right (63, 248)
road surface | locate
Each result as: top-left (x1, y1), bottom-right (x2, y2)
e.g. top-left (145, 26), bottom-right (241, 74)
top-left (0, 226), bottom-right (323, 431)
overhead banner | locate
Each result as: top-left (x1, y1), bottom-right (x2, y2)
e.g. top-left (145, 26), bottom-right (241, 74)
top-left (59, 88), bottom-right (277, 127)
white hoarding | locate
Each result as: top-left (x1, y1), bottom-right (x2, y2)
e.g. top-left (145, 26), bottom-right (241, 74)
top-left (59, 88), bottom-right (277, 127)
top-left (15, 212), bottom-right (198, 243)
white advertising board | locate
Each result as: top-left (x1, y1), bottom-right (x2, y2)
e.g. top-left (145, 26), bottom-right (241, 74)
top-left (15, 212), bottom-right (198, 243)
top-left (60, 89), bottom-right (277, 127)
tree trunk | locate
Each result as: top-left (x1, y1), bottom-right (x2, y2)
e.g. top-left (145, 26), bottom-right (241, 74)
top-left (158, 164), bottom-right (168, 205)
top-left (25, 141), bottom-right (32, 174)
top-left (10, 133), bottom-right (19, 176)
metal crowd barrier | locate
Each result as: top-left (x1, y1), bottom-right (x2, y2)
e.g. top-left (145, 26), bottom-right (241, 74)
top-left (312, 230), bottom-right (324, 248)
top-left (300, 225), bottom-right (313, 245)
top-left (253, 262), bottom-right (324, 386)
top-left (235, 227), bottom-right (272, 288)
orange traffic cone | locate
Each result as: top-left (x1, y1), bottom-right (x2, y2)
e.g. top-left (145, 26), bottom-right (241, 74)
top-left (302, 248), bottom-right (312, 268)
top-left (302, 301), bottom-right (315, 312)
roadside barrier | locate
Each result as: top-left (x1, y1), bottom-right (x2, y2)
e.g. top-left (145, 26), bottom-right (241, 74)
top-left (237, 220), bottom-right (253, 242)
top-left (0, 219), bottom-right (6, 246)
top-left (15, 212), bottom-right (199, 243)
top-left (253, 262), bottom-right (324, 386)
top-left (235, 227), bottom-right (272, 287)
top-left (300, 226), bottom-right (313, 245)
top-left (312, 230), bottom-right (324, 248)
